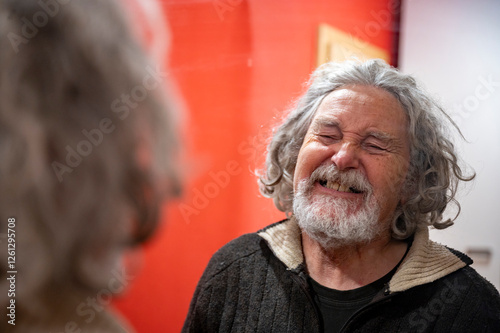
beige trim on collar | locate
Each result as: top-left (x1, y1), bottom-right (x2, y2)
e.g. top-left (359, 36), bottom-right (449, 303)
top-left (258, 218), bottom-right (468, 292)
top-left (389, 226), bottom-right (467, 292)
top-left (258, 218), bottom-right (303, 270)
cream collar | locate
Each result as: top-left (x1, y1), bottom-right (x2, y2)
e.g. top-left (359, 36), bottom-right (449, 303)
top-left (258, 218), bottom-right (469, 293)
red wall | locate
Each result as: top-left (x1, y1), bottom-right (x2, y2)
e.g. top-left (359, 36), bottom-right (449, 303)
top-left (114, 0), bottom-right (400, 331)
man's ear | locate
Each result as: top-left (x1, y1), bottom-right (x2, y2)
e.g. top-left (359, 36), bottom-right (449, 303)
top-left (399, 169), bottom-right (417, 206)
top-left (399, 191), bottom-right (411, 206)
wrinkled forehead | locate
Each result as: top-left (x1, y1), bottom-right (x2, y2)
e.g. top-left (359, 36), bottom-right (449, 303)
top-left (308, 85), bottom-right (409, 136)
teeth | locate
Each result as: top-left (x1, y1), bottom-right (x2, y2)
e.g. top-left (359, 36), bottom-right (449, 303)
top-left (338, 184), bottom-right (349, 192)
top-left (329, 181), bottom-right (340, 191)
top-left (324, 180), bottom-right (353, 193)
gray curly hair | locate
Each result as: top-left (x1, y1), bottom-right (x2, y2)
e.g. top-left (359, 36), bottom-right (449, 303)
top-left (0, 0), bottom-right (179, 330)
top-left (259, 59), bottom-right (475, 239)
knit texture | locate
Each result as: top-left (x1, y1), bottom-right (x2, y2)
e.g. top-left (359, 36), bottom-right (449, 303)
top-left (258, 218), bottom-right (303, 270)
top-left (183, 229), bottom-right (320, 332)
top-left (183, 219), bottom-right (500, 332)
top-left (389, 226), bottom-right (468, 292)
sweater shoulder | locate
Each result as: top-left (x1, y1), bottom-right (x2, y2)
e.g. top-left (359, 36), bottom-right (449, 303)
top-left (200, 232), bottom-right (269, 282)
top-left (460, 266), bottom-right (500, 302)
top-left (430, 262), bottom-right (500, 303)
top-left (204, 219), bottom-right (289, 276)
top-left (215, 232), bottom-right (264, 262)
top-left (447, 266), bottom-right (500, 329)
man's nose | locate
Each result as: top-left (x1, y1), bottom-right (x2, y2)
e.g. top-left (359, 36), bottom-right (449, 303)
top-left (331, 142), bottom-right (360, 171)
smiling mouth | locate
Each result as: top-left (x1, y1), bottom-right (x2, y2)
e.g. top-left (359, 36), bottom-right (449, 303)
top-left (318, 179), bottom-right (362, 194)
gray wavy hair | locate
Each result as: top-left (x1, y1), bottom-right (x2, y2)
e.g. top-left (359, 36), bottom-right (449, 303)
top-left (0, 0), bottom-right (179, 330)
top-left (259, 59), bottom-right (474, 239)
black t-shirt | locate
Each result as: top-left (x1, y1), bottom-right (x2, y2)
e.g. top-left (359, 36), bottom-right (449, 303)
top-left (308, 247), bottom-right (409, 333)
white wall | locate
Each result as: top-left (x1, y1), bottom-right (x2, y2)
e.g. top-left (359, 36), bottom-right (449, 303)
top-left (400, 0), bottom-right (500, 290)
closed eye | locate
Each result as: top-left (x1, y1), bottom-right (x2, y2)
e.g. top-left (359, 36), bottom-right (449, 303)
top-left (363, 132), bottom-right (395, 153)
top-left (363, 142), bottom-right (387, 153)
top-left (368, 144), bottom-right (384, 150)
top-left (318, 135), bottom-right (340, 144)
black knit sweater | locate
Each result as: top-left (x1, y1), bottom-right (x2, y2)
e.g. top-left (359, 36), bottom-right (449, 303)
top-left (183, 219), bottom-right (500, 332)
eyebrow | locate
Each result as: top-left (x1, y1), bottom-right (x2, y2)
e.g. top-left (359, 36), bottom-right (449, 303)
top-left (311, 118), bottom-right (340, 131)
top-left (312, 118), bottom-right (399, 143)
top-left (365, 131), bottom-right (396, 143)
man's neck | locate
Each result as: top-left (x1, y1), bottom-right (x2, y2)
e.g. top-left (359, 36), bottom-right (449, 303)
top-left (302, 231), bottom-right (408, 291)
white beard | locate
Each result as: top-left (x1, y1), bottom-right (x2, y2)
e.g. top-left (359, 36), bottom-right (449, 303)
top-left (293, 165), bottom-right (384, 250)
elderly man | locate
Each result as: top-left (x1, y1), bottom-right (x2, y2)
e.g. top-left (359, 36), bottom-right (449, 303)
top-left (183, 60), bottom-right (500, 332)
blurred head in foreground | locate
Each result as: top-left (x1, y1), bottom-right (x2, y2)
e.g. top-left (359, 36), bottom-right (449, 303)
top-left (0, 0), bottom-right (179, 331)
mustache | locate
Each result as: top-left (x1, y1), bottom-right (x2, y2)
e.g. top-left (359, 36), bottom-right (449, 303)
top-left (308, 164), bottom-right (373, 194)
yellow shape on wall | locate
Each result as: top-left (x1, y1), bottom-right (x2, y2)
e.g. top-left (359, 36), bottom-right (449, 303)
top-left (316, 23), bottom-right (390, 66)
